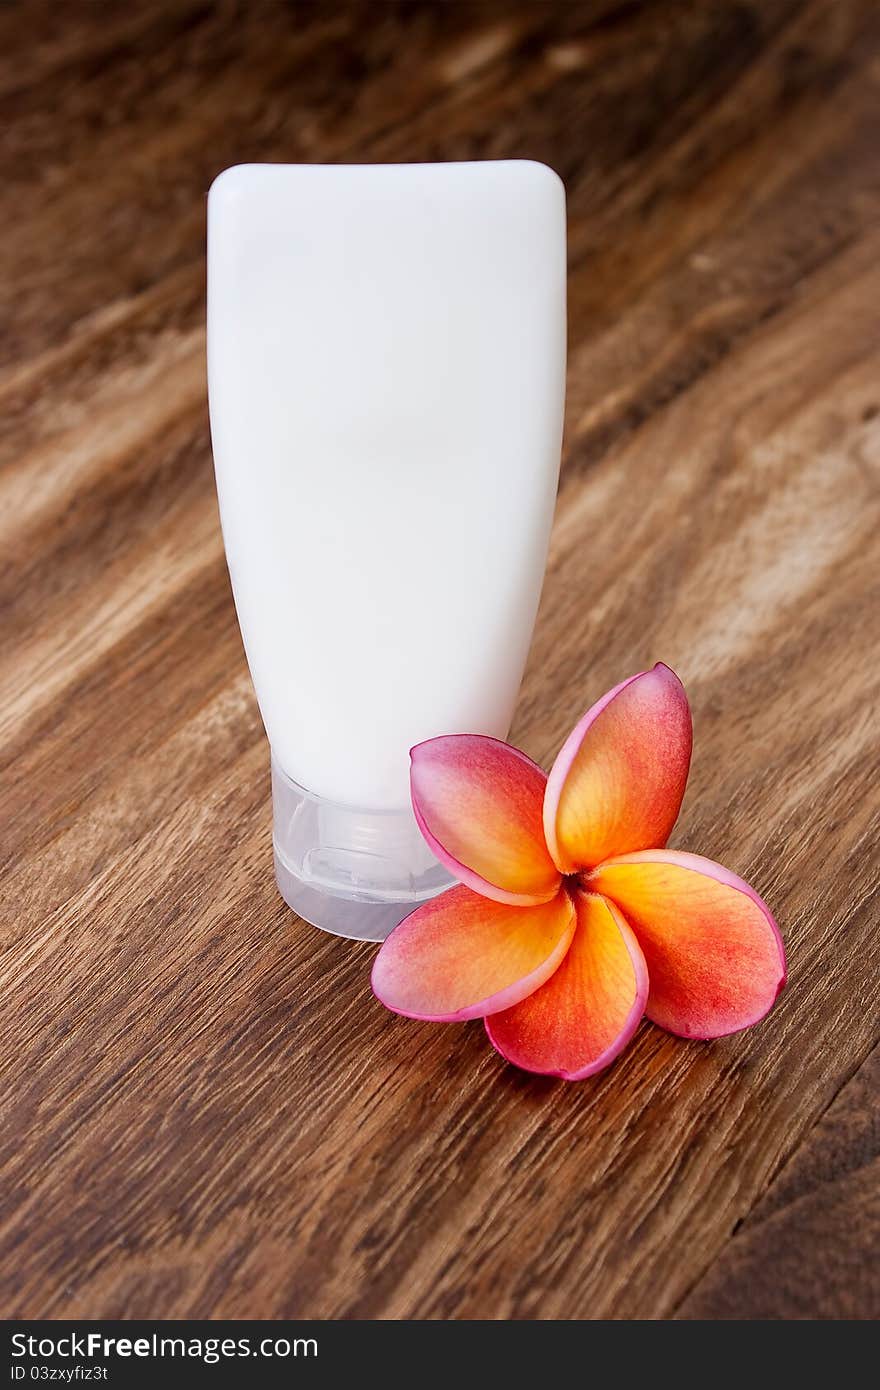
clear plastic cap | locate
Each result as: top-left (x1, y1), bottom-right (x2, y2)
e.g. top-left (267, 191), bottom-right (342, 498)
top-left (271, 756), bottom-right (453, 942)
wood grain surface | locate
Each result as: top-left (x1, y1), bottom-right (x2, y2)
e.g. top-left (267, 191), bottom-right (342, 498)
top-left (1, 0), bottom-right (878, 1321)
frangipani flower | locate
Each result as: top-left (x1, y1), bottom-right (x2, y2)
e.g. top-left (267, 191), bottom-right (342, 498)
top-left (372, 664), bottom-right (786, 1079)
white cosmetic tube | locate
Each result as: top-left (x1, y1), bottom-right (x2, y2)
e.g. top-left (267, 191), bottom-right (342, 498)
top-left (207, 161), bottom-right (566, 940)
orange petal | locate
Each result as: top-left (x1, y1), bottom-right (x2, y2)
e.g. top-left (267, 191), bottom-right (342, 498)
top-left (485, 892), bottom-right (648, 1079)
top-left (589, 850), bottom-right (786, 1038)
top-left (543, 663), bottom-right (692, 872)
top-left (411, 735), bottom-right (562, 906)
top-left (371, 884), bottom-right (576, 1022)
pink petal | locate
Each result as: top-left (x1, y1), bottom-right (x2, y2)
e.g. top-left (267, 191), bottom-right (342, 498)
top-left (588, 850), bottom-right (786, 1038)
top-left (543, 663), bottom-right (693, 872)
top-left (411, 735), bottom-right (562, 906)
top-left (485, 891), bottom-right (648, 1079)
top-left (371, 884), bottom-right (576, 1022)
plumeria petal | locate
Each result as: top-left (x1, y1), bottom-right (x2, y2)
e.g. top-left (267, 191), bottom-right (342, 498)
top-left (588, 850), bottom-right (786, 1039)
top-left (543, 663), bottom-right (692, 872)
top-left (371, 884), bottom-right (576, 1023)
top-left (485, 892), bottom-right (648, 1079)
top-left (411, 735), bottom-right (562, 905)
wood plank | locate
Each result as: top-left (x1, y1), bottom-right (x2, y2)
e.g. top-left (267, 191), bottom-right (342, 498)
top-left (1, 0), bottom-right (877, 1319)
top-left (677, 1044), bottom-right (880, 1318)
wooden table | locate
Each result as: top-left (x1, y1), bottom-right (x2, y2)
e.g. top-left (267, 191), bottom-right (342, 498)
top-left (2, 0), bottom-right (878, 1321)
